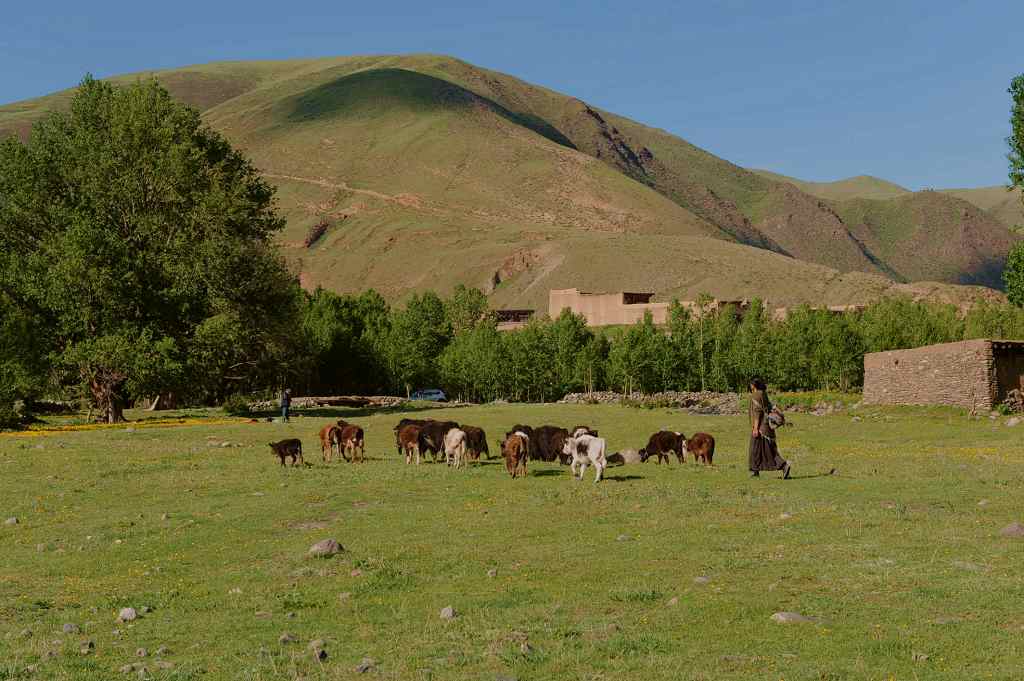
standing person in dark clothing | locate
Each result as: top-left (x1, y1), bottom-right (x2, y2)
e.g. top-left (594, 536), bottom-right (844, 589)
top-left (748, 378), bottom-right (790, 479)
top-left (280, 388), bottom-right (292, 423)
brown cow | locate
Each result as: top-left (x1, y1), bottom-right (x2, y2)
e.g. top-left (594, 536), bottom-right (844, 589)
top-left (639, 431), bottom-right (685, 464)
top-left (337, 421), bottom-right (365, 462)
top-left (268, 438), bottom-right (303, 466)
top-left (318, 424), bottom-right (341, 462)
top-left (418, 420), bottom-right (460, 463)
top-left (398, 424), bottom-right (423, 465)
top-left (502, 431), bottom-right (529, 478)
top-left (394, 418), bottom-right (429, 457)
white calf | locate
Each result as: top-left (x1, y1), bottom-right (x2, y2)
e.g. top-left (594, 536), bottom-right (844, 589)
top-left (561, 433), bottom-right (608, 482)
top-left (444, 428), bottom-right (468, 469)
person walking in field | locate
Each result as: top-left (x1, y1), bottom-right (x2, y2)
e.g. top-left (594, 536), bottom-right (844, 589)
top-left (280, 388), bottom-right (292, 423)
top-left (748, 378), bottom-right (790, 479)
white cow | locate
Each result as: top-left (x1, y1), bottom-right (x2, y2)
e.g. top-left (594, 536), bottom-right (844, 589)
top-left (561, 433), bottom-right (608, 482)
top-left (444, 428), bottom-right (468, 469)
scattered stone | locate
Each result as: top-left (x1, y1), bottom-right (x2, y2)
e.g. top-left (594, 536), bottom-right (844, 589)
top-left (153, 661), bottom-right (174, 670)
top-left (20, 628), bottom-right (32, 638)
top-left (155, 645), bottom-right (170, 656)
top-left (851, 416), bottom-right (862, 422)
top-left (693, 575), bottom-right (711, 585)
top-left (136, 647), bottom-right (148, 657)
top-left (42, 651), bottom-right (58, 661)
top-left (487, 568), bottom-right (498, 578)
top-left (311, 648), bottom-right (328, 662)
top-left (62, 623), bottom-right (79, 634)
top-left (79, 639), bottom-right (95, 654)
top-left (279, 632), bottom-right (298, 644)
top-left (308, 638), bottom-right (326, 651)
top-left (118, 607), bottom-right (138, 623)
top-left (308, 539), bottom-right (343, 558)
top-left (120, 664), bottom-right (135, 674)
top-left (770, 611), bottom-right (814, 624)
top-left (5, 517), bottom-right (18, 526)
top-left (667, 597), bottom-right (679, 607)
top-left (112, 629), bottom-right (122, 637)
top-left (350, 569), bottom-right (363, 577)
top-left (140, 606), bottom-right (152, 614)
top-left (519, 641), bottom-right (533, 654)
top-left (229, 587), bottom-right (243, 595)
top-left (355, 657), bottom-right (376, 673)
top-left (932, 616), bottom-right (961, 625)
top-left (495, 674), bottom-right (518, 681)
top-left (1001, 522), bottom-right (1024, 538)
top-left (1007, 417), bottom-right (1021, 427)
top-left (951, 560), bottom-right (987, 572)
top-left (286, 611), bottom-right (297, 619)
top-left (338, 593), bottom-right (352, 602)
top-left (36, 543), bottom-right (46, 552)
top-left (779, 512), bottom-right (793, 520)
top-left (440, 606), bottom-right (456, 620)
top-left (978, 499), bottom-right (990, 507)
top-left (160, 513), bottom-right (169, 521)
top-left (912, 652), bottom-right (930, 662)
top-left (24, 665), bottom-right (39, 674)
top-left (616, 534), bottom-right (632, 542)
top-left (255, 611), bottom-right (272, 619)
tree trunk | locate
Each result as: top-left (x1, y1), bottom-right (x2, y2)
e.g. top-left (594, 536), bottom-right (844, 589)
top-left (89, 375), bottom-right (127, 423)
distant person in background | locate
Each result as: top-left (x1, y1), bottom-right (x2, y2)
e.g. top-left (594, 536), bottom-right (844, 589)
top-left (748, 378), bottom-right (790, 479)
top-left (280, 388), bottom-right (292, 423)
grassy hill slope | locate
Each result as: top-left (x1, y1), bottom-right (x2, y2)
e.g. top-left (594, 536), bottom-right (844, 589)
top-left (752, 169), bottom-right (910, 200)
top-left (0, 55), bottom-right (1011, 305)
top-left (940, 186), bottom-right (1024, 231)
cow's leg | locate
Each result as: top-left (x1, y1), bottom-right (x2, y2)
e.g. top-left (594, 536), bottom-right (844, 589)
top-left (594, 458), bottom-right (604, 483)
top-left (576, 458), bottom-right (587, 480)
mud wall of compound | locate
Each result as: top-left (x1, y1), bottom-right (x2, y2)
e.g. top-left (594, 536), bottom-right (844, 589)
top-left (863, 340), bottom-right (995, 410)
top-left (548, 289), bottom-right (669, 326)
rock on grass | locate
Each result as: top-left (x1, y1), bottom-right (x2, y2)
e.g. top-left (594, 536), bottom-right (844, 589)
top-left (1001, 522), bottom-right (1024, 537)
top-left (770, 611), bottom-right (815, 624)
top-left (308, 539), bottom-right (343, 558)
top-left (440, 606), bottom-right (456, 620)
top-left (117, 607), bottom-right (138, 623)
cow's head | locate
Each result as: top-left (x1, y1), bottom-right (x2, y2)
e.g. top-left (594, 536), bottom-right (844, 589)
top-left (561, 436), bottom-right (577, 457)
top-left (638, 447), bottom-right (650, 463)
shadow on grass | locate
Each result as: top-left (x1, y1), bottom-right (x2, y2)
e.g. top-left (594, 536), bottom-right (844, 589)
top-left (787, 470), bottom-right (837, 480)
top-left (603, 475), bottom-right (645, 482)
top-left (531, 469), bottom-right (565, 477)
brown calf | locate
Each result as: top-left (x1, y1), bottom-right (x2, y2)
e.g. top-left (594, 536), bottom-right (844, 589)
top-left (398, 424), bottom-right (423, 465)
top-left (639, 431), bottom-right (686, 464)
top-left (503, 432), bottom-right (529, 479)
top-left (337, 422), bottom-right (365, 462)
top-left (318, 424), bottom-right (341, 462)
top-left (685, 432), bottom-right (716, 465)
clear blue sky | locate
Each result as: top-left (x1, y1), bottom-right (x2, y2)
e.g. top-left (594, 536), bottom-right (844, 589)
top-left (3, 0), bottom-right (1021, 189)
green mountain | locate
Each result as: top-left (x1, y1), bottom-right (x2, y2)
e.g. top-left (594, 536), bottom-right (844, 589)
top-left (0, 55), bottom-right (1013, 307)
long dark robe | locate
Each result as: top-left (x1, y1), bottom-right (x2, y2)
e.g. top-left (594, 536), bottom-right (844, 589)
top-left (748, 390), bottom-right (786, 472)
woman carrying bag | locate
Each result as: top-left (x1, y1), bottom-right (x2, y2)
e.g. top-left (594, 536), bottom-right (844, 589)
top-left (748, 377), bottom-right (791, 479)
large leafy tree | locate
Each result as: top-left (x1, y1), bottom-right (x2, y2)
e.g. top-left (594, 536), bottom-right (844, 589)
top-left (1003, 74), bottom-right (1024, 304)
top-left (0, 76), bottom-right (302, 421)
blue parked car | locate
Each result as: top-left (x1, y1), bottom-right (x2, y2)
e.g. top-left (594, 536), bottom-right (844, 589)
top-left (410, 389), bottom-right (447, 402)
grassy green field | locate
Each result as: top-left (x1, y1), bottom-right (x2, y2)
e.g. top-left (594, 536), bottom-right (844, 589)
top-left (3, 402), bottom-right (1024, 679)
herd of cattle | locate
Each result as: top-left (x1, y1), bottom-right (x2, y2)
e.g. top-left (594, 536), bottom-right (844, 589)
top-left (268, 418), bottom-right (715, 482)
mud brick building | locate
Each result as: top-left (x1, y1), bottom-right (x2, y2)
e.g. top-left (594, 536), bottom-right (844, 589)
top-left (863, 339), bottom-right (1024, 410)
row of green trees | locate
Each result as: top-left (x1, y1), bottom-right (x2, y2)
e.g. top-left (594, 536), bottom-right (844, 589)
top-left (296, 287), bottom-right (1024, 402)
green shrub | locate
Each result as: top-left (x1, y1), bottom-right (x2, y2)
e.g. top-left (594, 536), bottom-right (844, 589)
top-left (221, 394), bottom-right (252, 416)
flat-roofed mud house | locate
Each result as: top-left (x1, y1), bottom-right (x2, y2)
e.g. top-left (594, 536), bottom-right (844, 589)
top-left (548, 288), bottom-right (752, 327)
top-left (863, 339), bottom-right (1024, 410)
top-left (494, 309), bottom-right (535, 331)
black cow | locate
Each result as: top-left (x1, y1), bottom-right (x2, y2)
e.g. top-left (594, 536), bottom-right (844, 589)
top-left (268, 438), bottom-right (303, 466)
top-left (417, 420), bottom-right (460, 463)
top-left (532, 425), bottom-right (571, 463)
top-left (638, 431), bottom-right (686, 464)
top-left (462, 425), bottom-right (489, 460)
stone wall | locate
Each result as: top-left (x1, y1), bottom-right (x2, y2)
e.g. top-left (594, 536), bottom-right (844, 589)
top-left (863, 340), bottom-right (996, 410)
